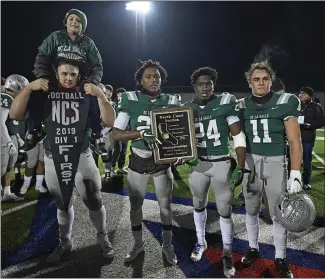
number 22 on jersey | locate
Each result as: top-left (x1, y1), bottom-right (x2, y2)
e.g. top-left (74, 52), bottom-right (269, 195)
top-left (195, 119), bottom-right (221, 147)
top-left (137, 115), bottom-right (151, 130)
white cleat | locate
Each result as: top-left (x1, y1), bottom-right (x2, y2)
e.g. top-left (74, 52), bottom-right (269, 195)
top-left (222, 256), bottom-right (236, 278)
top-left (190, 241), bottom-right (208, 262)
top-left (47, 239), bottom-right (73, 263)
top-left (2, 193), bottom-right (24, 202)
top-left (35, 185), bottom-right (48, 193)
top-left (97, 233), bottom-right (115, 258)
top-left (20, 183), bottom-right (30, 195)
top-left (162, 244), bottom-right (178, 265)
top-left (124, 242), bottom-right (144, 263)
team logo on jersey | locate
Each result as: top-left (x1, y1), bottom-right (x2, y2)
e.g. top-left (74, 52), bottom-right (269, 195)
top-left (46, 87), bottom-right (90, 210)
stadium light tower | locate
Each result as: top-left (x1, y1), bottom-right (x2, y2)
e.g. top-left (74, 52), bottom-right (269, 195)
top-left (125, 1), bottom-right (151, 70)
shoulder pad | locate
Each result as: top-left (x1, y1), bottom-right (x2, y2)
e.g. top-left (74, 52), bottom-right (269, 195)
top-left (276, 92), bottom-right (296, 105)
top-left (220, 92), bottom-right (236, 105)
top-left (166, 94), bottom-right (179, 105)
top-left (124, 91), bottom-right (139, 101)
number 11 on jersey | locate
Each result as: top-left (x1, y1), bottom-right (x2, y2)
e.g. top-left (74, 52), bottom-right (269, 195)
top-left (250, 119), bottom-right (272, 143)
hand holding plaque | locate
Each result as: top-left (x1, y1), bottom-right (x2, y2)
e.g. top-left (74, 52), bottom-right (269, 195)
top-left (150, 107), bottom-right (198, 165)
top-left (140, 129), bottom-right (162, 150)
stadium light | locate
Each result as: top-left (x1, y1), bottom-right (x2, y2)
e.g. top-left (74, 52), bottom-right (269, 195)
top-left (125, 1), bottom-right (151, 14)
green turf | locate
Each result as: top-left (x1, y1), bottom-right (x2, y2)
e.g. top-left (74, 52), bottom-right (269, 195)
top-left (1, 187), bottom-right (40, 212)
top-left (1, 204), bottom-right (37, 250)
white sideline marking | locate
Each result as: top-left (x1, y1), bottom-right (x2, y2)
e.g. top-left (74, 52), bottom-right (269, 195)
top-left (1, 200), bottom-right (38, 216)
top-left (313, 151), bottom-right (325, 166)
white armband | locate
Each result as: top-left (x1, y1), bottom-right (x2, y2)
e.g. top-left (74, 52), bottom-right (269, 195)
top-left (232, 131), bottom-right (246, 149)
top-left (114, 112), bottom-right (130, 130)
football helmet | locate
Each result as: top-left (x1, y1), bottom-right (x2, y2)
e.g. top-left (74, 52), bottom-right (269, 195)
top-left (5, 74), bottom-right (29, 92)
top-left (274, 191), bottom-right (316, 233)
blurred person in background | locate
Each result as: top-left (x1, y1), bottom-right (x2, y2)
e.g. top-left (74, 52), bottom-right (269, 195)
top-left (298, 86), bottom-right (325, 190)
top-left (111, 88), bottom-right (128, 175)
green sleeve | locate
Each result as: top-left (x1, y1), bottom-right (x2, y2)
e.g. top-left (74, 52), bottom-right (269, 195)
top-left (117, 93), bottom-right (130, 114)
top-left (38, 31), bottom-right (58, 56)
top-left (283, 95), bottom-right (300, 120)
top-left (1, 93), bottom-right (13, 109)
top-left (85, 39), bottom-right (103, 85)
top-left (226, 94), bottom-right (240, 118)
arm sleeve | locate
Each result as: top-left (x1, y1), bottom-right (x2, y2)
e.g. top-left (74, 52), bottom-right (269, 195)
top-left (114, 112), bottom-right (130, 130)
top-left (86, 40), bottom-right (103, 85)
top-left (116, 93), bottom-right (130, 114)
top-left (226, 95), bottom-right (240, 125)
top-left (33, 32), bottom-right (57, 79)
top-left (1, 108), bottom-right (11, 145)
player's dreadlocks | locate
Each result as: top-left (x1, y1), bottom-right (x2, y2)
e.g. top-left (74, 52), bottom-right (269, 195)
top-left (191, 67), bottom-right (218, 85)
top-left (134, 59), bottom-right (168, 85)
top-left (245, 60), bottom-right (276, 83)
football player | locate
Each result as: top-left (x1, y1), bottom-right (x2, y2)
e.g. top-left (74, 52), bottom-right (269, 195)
top-left (1, 75), bottom-right (29, 202)
top-left (184, 67), bottom-right (247, 277)
top-left (111, 88), bottom-right (128, 175)
top-left (111, 60), bottom-right (179, 265)
top-left (97, 83), bottom-right (116, 180)
top-left (24, 9), bottom-right (106, 157)
top-left (239, 61), bottom-right (302, 278)
top-left (20, 137), bottom-right (47, 195)
top-left (9, 59), bottom-right (116, 262)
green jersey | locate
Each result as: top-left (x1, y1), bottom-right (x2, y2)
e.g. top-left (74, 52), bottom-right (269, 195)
top-left (1, 92), bottom-right (20, 136)
top-left (117, 91), bottom-right (180, 150)
top-left (239, 92), bottom-right (300, 156)
top-left (185, 93), bottom-right (239, 156)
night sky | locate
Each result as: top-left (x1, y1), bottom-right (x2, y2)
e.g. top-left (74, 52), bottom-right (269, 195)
top-left (1, 1), bottom-right (324, 93)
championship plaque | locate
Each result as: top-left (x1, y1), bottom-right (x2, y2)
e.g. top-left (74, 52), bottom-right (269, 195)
top-left (150, 107), bottom-right (197, 165)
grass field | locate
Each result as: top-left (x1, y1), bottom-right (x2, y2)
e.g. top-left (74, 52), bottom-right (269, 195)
top-left (1, 130), bottom-right (324, 251)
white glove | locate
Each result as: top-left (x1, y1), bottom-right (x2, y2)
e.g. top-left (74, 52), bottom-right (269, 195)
top-left (287, 170), bottom-right (303, 194)
top-left (7, 141), bottom-right (18, 156)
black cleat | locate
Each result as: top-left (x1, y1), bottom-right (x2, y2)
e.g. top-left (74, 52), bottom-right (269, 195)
top-left (241, 247), bottom-right (259, 267)
top-left (275, 258), bottom-right (293, 278)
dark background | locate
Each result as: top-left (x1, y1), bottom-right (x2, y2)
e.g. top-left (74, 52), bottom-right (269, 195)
top-left (1, 1), bottom-right (324, 93)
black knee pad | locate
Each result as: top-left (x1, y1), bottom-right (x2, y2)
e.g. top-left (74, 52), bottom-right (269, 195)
top-left (194, 207), bottom-right (206, 213)
top-left (129, 195), bottom-right (144, 211)
top-left (219, 214), bottom-right (232, 219)
top-left (82, 190), bottom-right (103, 211)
